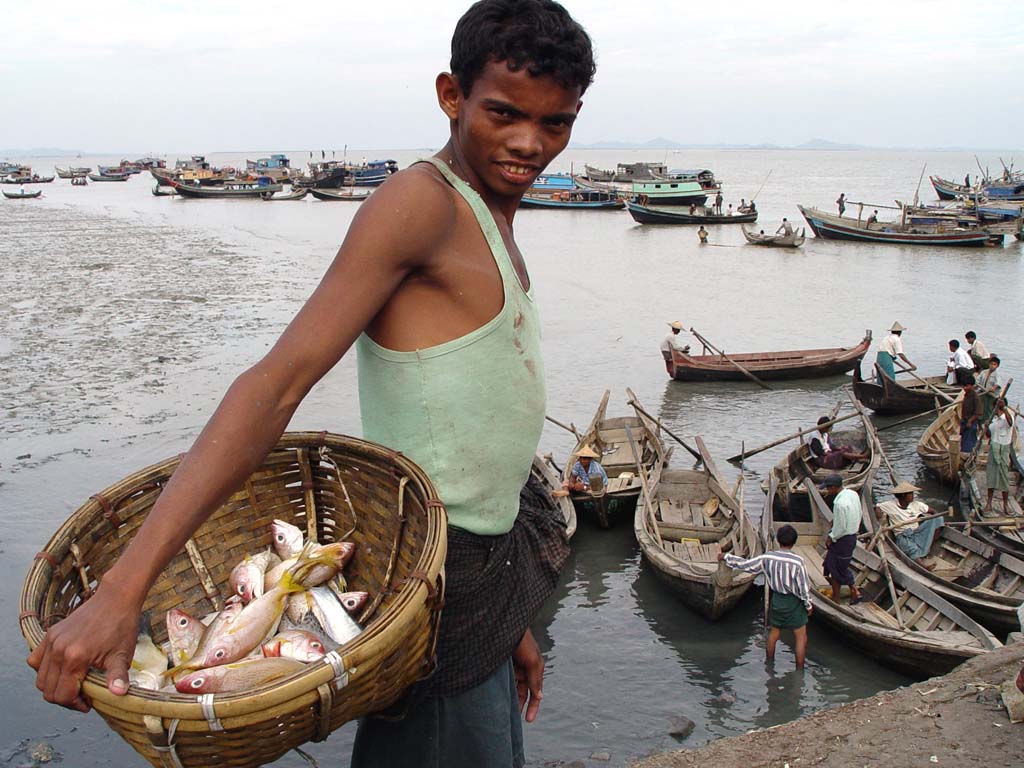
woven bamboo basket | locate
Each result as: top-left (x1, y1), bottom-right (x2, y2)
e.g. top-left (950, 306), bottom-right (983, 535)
top-left (20, 431), bottom-right (447, 768)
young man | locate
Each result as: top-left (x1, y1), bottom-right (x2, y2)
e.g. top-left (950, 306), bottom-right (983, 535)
top-left (875, 321), bottom-right (915, 385)
top-left (820, 474), bottom-right (863, 604)
top-left (28, 3), bottom-right (596, 766)
top-left (718, 524), bottom-right (813, 668)
top-left (874, 481), bottom-right (943, 567)
top-left (985, 398), bottom-right (1014, 513)
top-left (946, 338), bottom-right (974, 386)
top-left (960, 378), bottom-right (980, 454)
top-left (965, 330), bottom-right (990, 371)
top-left (806, 416), bottom-right (868, 470)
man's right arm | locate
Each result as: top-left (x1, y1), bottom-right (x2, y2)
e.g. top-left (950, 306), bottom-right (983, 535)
top-left (27, 168), bottom-right (454, 710)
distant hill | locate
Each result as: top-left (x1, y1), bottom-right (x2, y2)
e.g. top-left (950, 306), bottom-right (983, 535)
top-left (571, 137), bottom-right (869, 150)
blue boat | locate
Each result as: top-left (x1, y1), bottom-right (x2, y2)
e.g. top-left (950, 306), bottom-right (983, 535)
top-left (519, 189), bottom-right (623, 210)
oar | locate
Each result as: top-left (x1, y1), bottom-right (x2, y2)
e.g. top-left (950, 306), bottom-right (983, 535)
top-left (892, 361), bottom-right (955, 404)
top-left (874, 399), bottom-right (961, 433)
top-left (545, 414), bottom-right (582, 442)
top-left (625, 424), bottom-right (662, 547)
top-left (624, 392), bottom-right (702, 464)
top-left (859, 508), bottom-right (949, 542)
top-left (846, 390), bottom-right (898, 485)
top-left (726, 410), bottom-right (863, 464)
top-left (689, 327), bottom-right (773, 391)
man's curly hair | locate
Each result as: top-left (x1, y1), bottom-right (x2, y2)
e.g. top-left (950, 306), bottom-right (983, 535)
top-left (451, 0), bottom-right (596, 97)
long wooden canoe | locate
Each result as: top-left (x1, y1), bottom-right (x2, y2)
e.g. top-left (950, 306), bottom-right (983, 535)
top-left (3, 189), bottom-right (42, 199)
top-left (309, 188), bottom-right (371, 202)
top-left (953, 458), bottom-right (1024, 560)
top-left (763, 468), bottom-right (1001, 676)
top-left (668, 332), bottom-right (871, 382)
top-left (531, 454), bottom-right (576, 540)
top-left (799, 205), bottom-right (994, 247)
top-left (635, 438), bottom-right (762, 619)
top-left (171, 179), bottom-right (283, 198)
top-left (627, 201), bottom-right (757, 225)
top-left (852, 364), bottom-right (956, 415)
top-left (563, 390), bottom-right (669, 528)
top-left (741, 225), bottom-right (805, 247)
top-left (916, 392), bottom-right (1022, 484)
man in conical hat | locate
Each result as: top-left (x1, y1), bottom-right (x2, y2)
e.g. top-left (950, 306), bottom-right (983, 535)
top-left (875, 321), bottom-right (916, 385)
top-left (874, 481), bottom-right (943, 568)
top-left (660, 321), bottom-right (691, 375)
top-left (564, 444), bottom-right (608, 494)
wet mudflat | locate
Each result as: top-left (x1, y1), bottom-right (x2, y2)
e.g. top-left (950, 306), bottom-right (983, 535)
top-left (1, 148), bottom-right (1021, 766)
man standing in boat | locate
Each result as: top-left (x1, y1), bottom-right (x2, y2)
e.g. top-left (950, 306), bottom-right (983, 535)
top-left (875, 322), bottom-right (915, 385)
top-left (29, 3), bottom-right (597, 766)
top-left (959, 378), bottom-right (981, 454)
top-left (874, 482), bottom-right (944, 568)
top-left (776, 218), bottom-right (793, 237)
top-left (836, 192), bottom-right (846, 216)
top-left (660, 320), bottom-right (691, 374)
top-left (984, 398), bottom-right (1014, 514)
top-left (821, 474), bottom-right (863, 604)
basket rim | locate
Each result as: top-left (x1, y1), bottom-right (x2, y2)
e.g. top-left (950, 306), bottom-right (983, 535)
top-left (19, 430), bottom-right (447, 720)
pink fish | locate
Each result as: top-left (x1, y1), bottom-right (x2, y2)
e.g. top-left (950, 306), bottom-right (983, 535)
top-left (262, 629), bottom-right (326, 662)
top-left (175, 657), bottom-right (306, 694)
top-left (271, 519), bottom-right (305, 559)
top-left (336, 591), bottom-right (369, 615)
top-left (165, 608), bottom-right (205, 665)
top-left (229, 550), bottom-right (281, 603)
top-left (264, 541), bottom-right (355, 592)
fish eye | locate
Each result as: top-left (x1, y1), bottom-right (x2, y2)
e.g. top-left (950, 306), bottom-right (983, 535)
top-left (311, 641), bottom-right (322, 650)
top-left (275, 533), bottom-right (284, 542)
top-left (190, 678), bottom-right (205, 689)
top-left (214, 649), bottom-right (226, 659)
top-left (178, 617), bottom-right (189, 627)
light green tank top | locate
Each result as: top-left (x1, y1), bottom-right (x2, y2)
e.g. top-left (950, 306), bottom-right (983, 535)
top-left (356, 157), bottom-right (546, 535)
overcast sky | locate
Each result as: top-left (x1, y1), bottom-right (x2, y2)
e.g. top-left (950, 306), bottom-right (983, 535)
top-left (3, 0), bottom-right (1022, 153)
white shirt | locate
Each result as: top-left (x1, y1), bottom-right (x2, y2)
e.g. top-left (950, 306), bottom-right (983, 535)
top-left (661, 332), bottom-right (686, 354)
top-left (878, 499), bottom-right (928, 534)
top-left (880, 333), bottom-right (903, 357)
top-left (947, 348), bottom-right (973, 383)
top-left (969, 339), bottom-right (990, 359)
top-left (990, 412), bottom-right (1014, 446)
top-left (979, 367), bottom-right (1002, 391)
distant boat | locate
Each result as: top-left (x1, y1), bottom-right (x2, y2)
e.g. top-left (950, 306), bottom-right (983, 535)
top-left (152, 184), bottom-right (175, 196)
top-left (88, 172), bottom-right (130, 182)
top-left (245, 154), bottom-right (293, 183)
top-left (519, 189), bottom-right (623, 210)
top-left (169, 179), bottom-right (283, 199)
top-left (55, 166), bottom-right (91, 179)
top-left (309, 188), bottom-right (371, 202)
top-left (741, 225), bottom-right (805, 247)
top-left (3, 189), bottom-right (42, 199)
top-left (262, 187), bottom-right (309, 201)
top-left (2, 174), bottom-right (54, 184)
top-left (627, 200), bottom-right (756, 225)
top-left (798, 205), bottom-right (996, 247)
top-left (930, 176), bottom-right (971, 200)
top-left (583, 162), bottom-right (668, 183)
top-left (71, 176), bottom-right (88, 186)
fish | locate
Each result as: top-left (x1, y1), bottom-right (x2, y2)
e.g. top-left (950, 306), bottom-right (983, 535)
top-left (172, 547), bottom-right (338, 674)
top-left (174, 657), bottom-right (306, 695)
top-left (264, 541), bottom-right (355, 592)
top-left (271, 519), bottom-right (305, 559)
top-left (262, 629), bottom-right (326, 662)
top-left (130, 613), bottom-right (169, 691)
top-left (165, 608), bottom-right (205, 665)
top-left (336, 591), bottom-right (369, 615)
top-left (309, 586), bottom-right (363, 645)
top-left (229, 549), bottom-right (282, 603)
top-left (285, 591), bottom-right (316, 624)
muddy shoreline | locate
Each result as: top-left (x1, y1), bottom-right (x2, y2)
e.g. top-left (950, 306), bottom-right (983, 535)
top-left (632, 641), bottom-right (1024, 768)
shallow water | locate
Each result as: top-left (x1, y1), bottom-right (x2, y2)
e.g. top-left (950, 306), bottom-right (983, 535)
top-left (1, 148), bottom-right (1021, 766)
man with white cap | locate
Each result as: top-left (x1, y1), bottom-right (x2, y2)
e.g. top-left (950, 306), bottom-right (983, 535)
top-left (875, 321), bottom-right (916, 385)
top-left (661, 321), bottom-right (691, 375)
top-left (874, 481), bottom-right (944, 567)
top-left (564, 445), bottom-right (609, 493)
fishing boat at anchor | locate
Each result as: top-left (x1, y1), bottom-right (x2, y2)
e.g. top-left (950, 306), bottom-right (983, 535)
top-left (741, 225), bottom-right (805, 247)
top-left (3, 189), bottom-right (43, 199)
top-left (309, 188), bottom-right (371, 202)
top-left (798, 204), bottom-right (999, 247)
top-left (563, 390), bottom-right (669, 529)
top-left (169, 178), bottom-right (283, 198)
top-left (667, 332), bottom-right (871, 382)
top-left (55, 166), bottom-right (91, 178)
top-left (634, 437), bottom-right (761, 619)
top-left (763, 468), bottom-right (1001, 676)
top-left (627, 201), bottom-right (755, 225)
top-left (87, 172), bottom-right (130, 182)
top-left (519, 188), bottom-right (623, 210)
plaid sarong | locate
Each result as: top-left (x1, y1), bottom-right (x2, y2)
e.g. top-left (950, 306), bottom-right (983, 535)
top-left (421, 473), bottom-right (570, 698)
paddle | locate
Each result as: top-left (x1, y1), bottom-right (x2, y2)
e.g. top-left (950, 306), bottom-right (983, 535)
top-left (624, 391), bottom-right (702, 464)
top-left (544, 414), bottom-right (582, 442)
top-left (874, 399), bottom-right (961, 433)
top-left (891, 361), bottom-right (955, 404)
top-left (625, 424), bottom-right (662, 547)
top-left (689, 328), bottom-right (773, 391)
top-left (726, 410), bottom-right (863, 464)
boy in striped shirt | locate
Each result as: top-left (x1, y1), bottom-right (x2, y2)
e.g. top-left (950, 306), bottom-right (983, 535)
top-left (718, 524), bottom-right (813, 668)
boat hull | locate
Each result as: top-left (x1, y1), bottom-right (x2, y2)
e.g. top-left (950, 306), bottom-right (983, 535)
top-left (852, 366), bottom-right (954, 415)
top-left (669, 335), bottom-right (870, 382)
top-left (799, 205), bottom-right (992, 247)
top-left (628, 201), bottom-right (756, 225)
top-left (3, 190), bottom-right (42, 199)
top-left (519, 196), bottom-right (624, 210)
top-left (172, 181), bottom-right (283, 198)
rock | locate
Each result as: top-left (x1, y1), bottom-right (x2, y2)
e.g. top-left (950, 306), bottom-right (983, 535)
top-left (28, 742), bottom-right (54, 763)
top-left (590, 751), bottom-right (611, 761)
top-left (976, 688), bottom-right (1002, 705)
top-left (710, 693), bottom-right (736, 706)
top-left (16, 453), bottom-right (31, 460)
top-left (1002, 677), bottom-right (1024, 723)
top-left (668, 715), bottom-right (696, 740)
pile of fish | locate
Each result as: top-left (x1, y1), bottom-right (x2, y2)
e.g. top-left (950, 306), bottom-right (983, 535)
top-left (129, 519), bottom-right (366, 695)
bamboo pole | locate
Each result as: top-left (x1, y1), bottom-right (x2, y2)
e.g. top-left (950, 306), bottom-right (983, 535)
top-left (891, 361), bottom-right (955, 403)
top-left (688, 327), bottom-right (773, 391)
top-left (726, 410), bottom-right (862, 463)
top-left (874, 399), bottom-right (961, 433)
top-left (624, 392), bottom-right (702, 463)
top-left (544, 414), bottom-right (581, 442)
top-left (626, 424), bottom-right (662, 547)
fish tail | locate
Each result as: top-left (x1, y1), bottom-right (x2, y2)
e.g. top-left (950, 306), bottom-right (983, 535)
top-left (165, 661), bottom-right (198, 679)
top-left (277, 569), bottom-right (307, 595)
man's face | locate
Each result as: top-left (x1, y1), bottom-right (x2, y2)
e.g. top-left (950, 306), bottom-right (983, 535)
top-left (990, 360), bottom-right (999, 370)
top-left (823, 485), bottom-right (840, 499)
top-left (580, 457), bottom-right (591, 469)
top-left (450, 60), bottom-right (582, 199)
top-left (895, 492), bottom-right (914, 508)
top-left (949, 343), bottom-right (956, 353)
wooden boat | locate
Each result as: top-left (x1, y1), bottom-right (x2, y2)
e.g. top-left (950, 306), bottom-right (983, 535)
top-left (3, 189), bottom-right (42, 199)
top-left (563, 390), bottom-right (669, 528)
top-left (2, 175), bottom-right (54, 184)
top-left (152, 184), bottom-right (175, 196)
top-left (852, 364), bottom-right (956, 415)
top-left (798, 205), bottom-right (995, 247)
top-left (916, 392), bottom-right (1022, 484)
top-left (88, 172), bottom-right (130, 182)
top-left (741, 225), bottom-right (805, 247)
top-left (70, 176), bottom-right (88, 186)
top-left (531, 454), bottom-right (576, 540)
top-left (261, 187), bottom-right (308, 201)
top-left (763, 468), bottom-right (1001, 676)
top-left (627, 201), bottom-right (756, 225)
top-left (55, 166), bottom-right (91, 178)
top-left (930, 176), bottom-right (970, 200)
top-left (519, 189), bottom-right (623, 210)
top-left (309, 188), bottom-right (371, 202)
top-left (953, 454), bottom-right (1024, 559)
top-left (634, 438), bottom-right (762, 619)
top-left (170, 179), bottom-right (283, 199)
top-left (867, 489), bottom-right (1024, 635)
top-left (668, 331), bottom-right (871, 382)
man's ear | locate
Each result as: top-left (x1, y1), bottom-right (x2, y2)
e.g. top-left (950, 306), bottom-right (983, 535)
top-left (436, 72), bottom-right (461, 120)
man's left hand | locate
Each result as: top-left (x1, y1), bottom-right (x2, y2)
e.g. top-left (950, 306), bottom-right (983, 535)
top-left (512, 629), bottom-right (544, 723)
